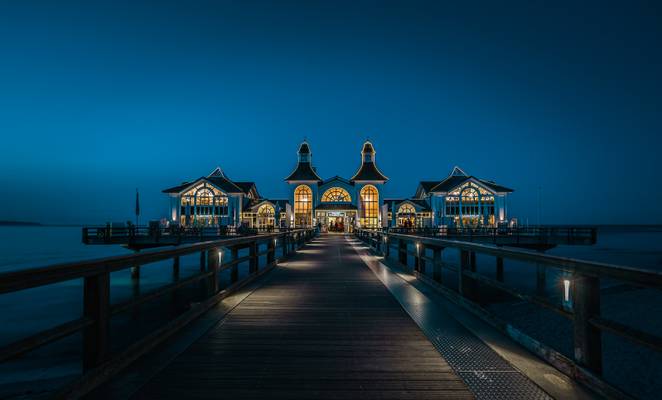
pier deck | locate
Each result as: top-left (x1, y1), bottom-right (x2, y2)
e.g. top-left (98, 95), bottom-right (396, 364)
top-left (126, 235), bottom-right (474, 399)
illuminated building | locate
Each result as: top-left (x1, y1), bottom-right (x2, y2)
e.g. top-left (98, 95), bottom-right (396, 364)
top-left (163, 140), bottom-right (512, 230)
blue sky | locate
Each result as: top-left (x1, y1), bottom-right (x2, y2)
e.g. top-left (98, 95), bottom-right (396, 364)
top-left (1, 1), bottom-right (661, 225)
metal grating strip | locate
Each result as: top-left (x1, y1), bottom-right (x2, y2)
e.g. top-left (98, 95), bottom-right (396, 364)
top-left (351, 238), bottom-right (553, 400)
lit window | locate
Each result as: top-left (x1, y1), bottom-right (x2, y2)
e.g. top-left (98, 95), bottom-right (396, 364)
top-left (397, 204), bottom-right (416, 227)
top-left (294, 185), bottom-right (312, 227)
top-left (321, 187), bottom-right (351, 202)
top-left (257, 203), bottom-right (275, 229)
top-left (360, 185), bottom-right (379, 228)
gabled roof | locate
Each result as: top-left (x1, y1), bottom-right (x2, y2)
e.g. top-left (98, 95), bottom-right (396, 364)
top-left (245, 198), bottom-right (290, 212)
top-left (284, 162), bottom-right (322, 182)
top-left (319, 175), bottom-right (354, 186)
top-left (383, 198), bottom-right (431, 212)
top-left (350, 162), bottom-right (388, 182)
top-left (234, 181), bottom-right (260, 198)
top-left (430, 175), bottom-right (513, 193)
top-left (162, 176), bottom-right (245, 194)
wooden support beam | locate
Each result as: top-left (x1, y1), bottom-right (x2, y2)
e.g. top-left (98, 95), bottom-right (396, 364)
top-left (207, 248), bottom-right (220, 295)
top-left (267, 239), bottom-right (276, 265)
top-left (398, 239), bottom-right (407, 266)
top-left (433, 247), bottom-right (442, 282)
top-left (83, 273), bottom-right (110, 371)
top-left (249, 242), bottom-right (258, 274)
top-left (230, 247), bottom-right (239, 283)
top-left (536, 263), bottom-right (546, 295)
top-left (282, 236), bottom-right (289, 257)
top-left (496, 256), bottom-right (504, 282)
top-left (172, 256), bottom-right (180, 279)
top-left (459, 250), bottom-right (477, 300)
top-left (573, 274), bottom-right (602, 375)
top-left (418, 244), bottom-right (426, 274)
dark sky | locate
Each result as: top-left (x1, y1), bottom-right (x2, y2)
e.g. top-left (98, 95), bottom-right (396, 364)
top-left (1, 1), bottom-right (661, 225)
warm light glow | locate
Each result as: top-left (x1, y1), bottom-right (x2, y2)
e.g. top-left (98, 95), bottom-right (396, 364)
top-left (294, 185), bottom-right (313, 227)
top-left (563, 279), bottom-right (571, 302)
top-left (321, 187), bottom-right (351, 202)
top-left (360, 185), bottom-right (379, 228)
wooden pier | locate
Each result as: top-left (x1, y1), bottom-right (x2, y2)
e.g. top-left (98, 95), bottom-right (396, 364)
top-left (388, 225), bottom-right (598, 250)
top-left (0, 229), bottom-right (660, 399)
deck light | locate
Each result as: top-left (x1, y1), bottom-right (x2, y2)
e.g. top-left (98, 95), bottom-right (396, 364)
top-left (563, 279), bottom-right (571, 302)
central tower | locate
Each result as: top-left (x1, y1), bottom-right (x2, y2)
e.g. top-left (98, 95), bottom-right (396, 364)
top-left (351, 140), bottom-right (388, 228)
top-left (285, 140), bottom-right (322, 227)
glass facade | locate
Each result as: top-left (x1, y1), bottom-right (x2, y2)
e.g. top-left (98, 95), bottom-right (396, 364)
top-left (294, 185), bottom-right (313, 227)
top-left (360, 185), bottom-right (379, 228)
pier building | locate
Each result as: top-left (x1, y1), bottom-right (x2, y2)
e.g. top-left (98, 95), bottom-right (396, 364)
top-left (163, 140), bottom-right (512, 231)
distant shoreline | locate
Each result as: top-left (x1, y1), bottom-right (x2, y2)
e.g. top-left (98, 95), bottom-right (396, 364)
top-left (0, 221), bottom-right (43, 226)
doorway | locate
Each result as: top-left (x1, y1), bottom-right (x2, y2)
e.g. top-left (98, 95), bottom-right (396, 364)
top-left (328, 216), bottom-right (345, 232)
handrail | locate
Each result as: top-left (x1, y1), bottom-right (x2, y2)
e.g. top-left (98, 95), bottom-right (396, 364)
top-left (1, 232), bottom-right (294, 294)
top-left (0, 228), bottom-right (317, 398)
top-left (354, 228), bottom-right (661, 399)
top-left (388, 232), bottom-right (662, 288)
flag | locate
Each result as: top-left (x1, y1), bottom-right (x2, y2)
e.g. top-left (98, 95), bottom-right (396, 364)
top-left (135, 189), bottom-right (140, 219)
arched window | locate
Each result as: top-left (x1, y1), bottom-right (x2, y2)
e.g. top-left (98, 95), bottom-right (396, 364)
top-left (294, 185), bottom-right (312, 227)
top-left (257, 203), bottom-right (275, 229)
top-left (179, 183), bottom-right (228, 226)
top-left (360, 185), bottom-right (379, 228)
top-left (321, 187), bottom-right (351, 202)
top-left (196, 188), bottom-right (214, 205)
top-left (397, 204), bottom-right (416, 227)
top-left (460, 186), bottom-right (482, 227)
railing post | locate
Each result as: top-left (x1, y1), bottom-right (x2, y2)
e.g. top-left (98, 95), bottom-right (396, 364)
top-left (432, 246), bottom-right (442, 282)
top-left (459, 250), bottom-right (476, 300)
top-left (172, 256), bottom-right (180, 279)
top-left (249, 242), bottom-right (258, 273)
top-left (384, 235), bottom-right (390, 257)
top-left (573, 274), bottom-right (602, 374)
top-left (398, 239), bottom-right (407, 266)
top-left (418, 243), bottom-right (426, 273)
top-left (207, 248), bottom-right (220, 295)
top-left (83, 272), bottom-right (110, 371)
top-left (131, 265), bottom-right (140, 279)
top-left (282, 235), bottom-right (289, 257)
top-left (268, 238), bottom-right (276, 265)
top-left (199, 250), bottom-right (206, 272)
top-left (496, 256), bottom-right (504, 282)
top-left (231, 246), bottom-right (239, 283)
top-left (536, 263), bottom-right (546, 295)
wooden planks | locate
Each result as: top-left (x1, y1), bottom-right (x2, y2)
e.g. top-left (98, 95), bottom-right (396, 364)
top-left (131, 235), bottom-right (474, 399)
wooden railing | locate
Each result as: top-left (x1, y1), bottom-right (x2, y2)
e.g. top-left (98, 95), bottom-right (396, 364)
top-left (0, 228), bottom-right (316, 397)
top-left (387, 225), bottom-right (598, 245)
top-left (355, 228), bottom-right (661, 398)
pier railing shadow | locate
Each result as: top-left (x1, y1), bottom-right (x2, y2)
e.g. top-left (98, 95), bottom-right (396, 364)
top-left (355, 228), bottom-right (662, 399)
top-left (0, 228), bottom-right (316, 398)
